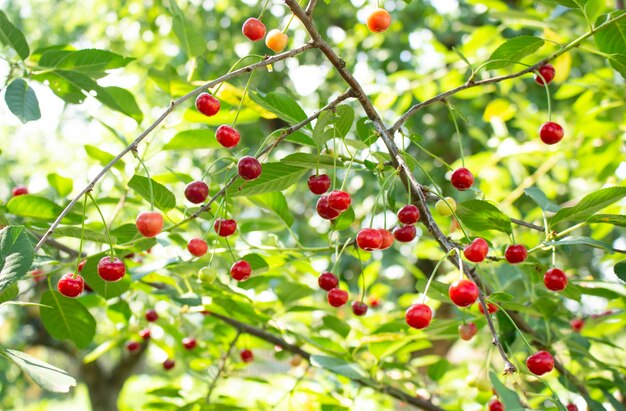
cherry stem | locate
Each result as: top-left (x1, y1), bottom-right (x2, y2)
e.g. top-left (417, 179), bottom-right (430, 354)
top-left (258, 0), bottom-right (271, 20)
top-left (283, 11), bottom-right (297, 33)
top-left (214, 55), bottom-right (264, 96)
top-left (535, 70), bottom-right (553, 122)
top-left (355, 247), bottom-right (366, 302)
top-left (420, 249), bottom-right (455, 304)
top-left (494, 302), bottom-right (534, 352)
top-left (232, 71), bottom-right (256, 127)
top-left (133, 151), bottom-right (154, 211)
top-left (224, 238), bottom-right (237, 263)
top-left (88, 193), bottom-right (115, 259)
top-left (74, 194), bottom-right (89, 278)
top-left (408, 135), bottom-right (453, 171)
top-left (369, 170), bottom-right (396, 227)
top-left (339, 132), bottom-right (355, 192)
top-left (331, 237), bottom-right (353, 274)
top-left (446, 103), bottom-right (465, 168)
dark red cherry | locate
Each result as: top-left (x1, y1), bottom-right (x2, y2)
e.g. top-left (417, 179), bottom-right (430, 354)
top-left (187, 238), bottom-right (208, 257)
top-left (139, 328), bottom-right (151, 340)
top-left (182, 337), bottom-right (197, 350)
top-left (463, 238), bottom-right (489, 262)
top-left (356, 228), bottom-right (383, 251)
top-left (57, 273), bottom-right (84, 298)
top-left (448, 279), bottom-right (479, 307)
top-left (566, 404), bottom-right (578, 411)
top-left (570, 318), bottom-right (584, 333)
top-left (145, 309), bottom-right (158, 322)
top-left (126, 341), bottom-right (141, 352)
top-left (539, 122), bottom-right (564, 145)
top-left (351, 301), bottom-right (368, 316)
top-left (195, 92), bottom-right (220, 117)
top-left (526, 350), bottom-right (554, 376)
top-left (488, 398), bottom-right (504, 411)
top-left (459, 322), bottom-right (478, 341)
top-left (327, 289), bottom-right (349, 307)
top-left (318, 272), bottom-right (339, 291)
top-left (163, 359), bottom-right (176, 370)
top-left (242, 18), bottom-right (266, 42)
top-left (397, 205), bottom-right (420, 225)
top-left (238, 156), bottom-right (262, 181)
top-left (97, 256), bottom-right (126, 282)
top-left (505, 244), bottom-right (528, 264)
top-left (316, 195), bottom-right (342, 220)
top-left (184, 181), bottom-right (209, 204)
top-left (327, 190), bottom-right (351, 211)
top-left (307, 174), bottom-right (331, 195)
top-left (78, 260), bottom-right (86, 272)
top-left (544, 268), bottom-right (567, 291)
top-left (216, 125), bottom-right (241, 148)
top-left (213, 218), bottom-right (237, 237)
top-left (393, 225), bottom-right (417, 242)
top-left (534, 63), bottom-right (555, 86)
top-left (451, 167), bottom-right (474, 191)
top-left (240, 349), bottom-right (254, 363)
top-left (12, 186), bottom-right (28, 196)
top-left (377, 229), bottom-right (394, 250)
top-left (405, 303), bottom-right (432, 329)
top-left (230, 260), bottom-right (252, 282)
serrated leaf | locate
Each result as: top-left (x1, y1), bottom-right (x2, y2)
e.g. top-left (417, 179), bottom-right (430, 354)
top-left (310, 355), bottom-right (367, 380)
top-left (6, 195), bottom-right (81, 223)
top-left (550, 186), bottom-right (626, 225)
top-left (595, 12), bottom-right (626, 56)
top-left (38, 49), bottom-right (134, 77)
top-left (128, 175), bottom-right (176, 211)
top-left (52, 226), bottom-right (115, 243)
top-left (486, 36), bottom-right (545, 70)
top-left (249, 91), bottom-right (308, 125)
top-left (0, 11), bottom-right (30, 60)
top-left (168, 0), bottom-right (205, 57)
top-left (333, 105), bottom-right (355, 138)
top-left (47, 173), bottom-right (73, 197)
top-left (229, 163), bottom-right (308, 197)
top-left (456, 200), bottom-right (512, 234)
top-left (356, 117), bottom-right (378, 146)
top-left (615, 261), bottom-right (626, 282)
top-left (4, 349), bottom-right (76, 393)
top-left (275, 281), bottom-right (314, 305)
top-left (489, 371), bottom-right (525, 410)
top-left (312, 110), bottom-right (334, 148)
top-left (280, 153), bottom-right (339, 169)
top-left (40, 291), bottom-right (97, 348)
top-left (84, 144), bottom-right (125, 171)
top-left (250, 192), bottom-right (294, 227)
top-left (0, 226), bottom-right (33, 294)
top-left (524, 187), bottom-right (560, 213)
top-left (4, 79), bottom-right (41, 123)
top-left (162, 129), bottom-right (218, 150)
top-left (607, 54), bottom-right (626, 79)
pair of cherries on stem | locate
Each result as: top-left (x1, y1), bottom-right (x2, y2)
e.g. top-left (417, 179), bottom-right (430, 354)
top-left (57, 256), bottom-right (126, 298)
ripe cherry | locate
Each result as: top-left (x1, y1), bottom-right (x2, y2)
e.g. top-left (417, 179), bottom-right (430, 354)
top-left (242, 18), bottom-right (266, 42)
top-left (448, 279), bottom-right (479, 307)
top-left (435, 197), bottom-right (456, 216)
top-left (318, 272), bottom-right (339, 291)
top-left (534, 63), bottom-right (555, 86)
top-left (139, 328), bottom-right (151, 340)
top-left (78, 260), bottom-right (86, 272)
top-left (368, 296), bottom-right (381, 308)
top-left (214, 218), bottom-right (237, 237)
top-left (184, 181), bottom-right (209, 204)
top-left (459, 322), bottom-right (478, 341)
top-left (366, 8), bottom-right (391, 33)
top-left (307, 174), bottom-right (331, 195)
top-left (451, 167), bottom-right (474, 191)
top-left (187, 238), bottom-right (208, 257)
top-left (126, 341), bottom-right (141, 352)
top-left (505, 244), bottom-right (528, 264)
top-left (31, 269), bottom-right (46, 283)
top-left (136, 211), bottom-right (163, 238)
top-left (479, 302), bottom-right (498, 315)
top-left (57, 273), bottom-right (84, 298)
top-left (327, 289), bottom-right (349, 307)
top-left (397, 205), bottom-right (420, 225)
top-left (240, 349), bottom-right (254, 363)
top-left (570, 318), bottom-right (584, 333)
top-left (182, 337), bottom-right (197, 350)
top-left (215, 125), bottom-right (241, 148)
top-left (357, 228), bottom-right (383, 251)
top-left (488, 398), bottom-right (504, 411)
top-left (163, 359), bottom-right (175, 370)
top-left (12, 186), bottom-right (28, 196)
top-left (352, 301), bottom-right (368, 316)
top-left (544, 267), bottom-right (568, 291)
top-left (405, 304), bottom-right (433, 329)
top-left (463, 238), bottom-right (489, 263)
top-left (377, 229), bottom-right (394, 250)
top-left (97, 256), bottom-right (126, 282)
top-left (145, 309), bottom-right (158, 322)
top-left (526, 350), bottom-right (554, 376)
top-left (195, 92), bottom-right (220, 117)
top-left (266, 29), bottom-right (288, 53)
top-left (393, 225), bottom-right (417, 242)
top-left (230, 260), bottom-right (252, 282)
top-left (539, 122), bottom-right (564, 145)
top-left (238, 156), bottom-right (262, 181)
top-left (327, 190), bottom-right (351, 211)
top-left (566, 404), bottom-right (578, 411)
top-left (316, 195), bottom-right (342, 220)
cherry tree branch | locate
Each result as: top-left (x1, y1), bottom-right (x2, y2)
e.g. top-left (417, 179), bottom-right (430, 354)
top-left (206, 331), bottom-right (241, 403)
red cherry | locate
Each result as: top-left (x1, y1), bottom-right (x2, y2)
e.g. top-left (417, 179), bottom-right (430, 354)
top-left (377, 229), bottom-right (394, 250)
top-left (566, 404), bottom-right (578, 411)
top-left (366, 8), bottom-right (391, 33)
top-left (448, 279), bottom-right (479, 307)
top-left (459, 322), bottom-right (478, 341)
top-left (368, 296), bottom-right (381, 308)
top-left (12, 186), bottom-right (28, 196)
top-left (184, 181), bottom-right (209, 204)
top-left (136, 211), bottom-right (163, 238)
top-left (397, 205), bottom-right (420, 225)
top-left (145, 309), bottom-right (158, 322)
top-left (242, 18), bottom-right (266, 42)
top-left (163, 358), bottom-right (176, 370)
top-left (393, 225), bottom-right (417, 242)
top-left (78, 260), bottom-right (86, 272)
top-left (318, 272), bottom-right (339, 291)
top-left (195, 92), bottom-right (220, 117)
top-left (57, 273), bottom-right (84, 298)
top-left (534, 63), bottom-right (555, 86)
top-left (126, 341), bottom-right (141, 352)
top-left (307, 174), bottom-right (331, 195)
top-left (356, 228), bottom-right (383, 251)
top-left (405, 303), bottom-right (433, 329)
top-left (187, 238), bottom-right (208, 257)
top-left (352, 301), bottom-right (368, 316)
top-left (240, 349), bottom-right (254, 363)
top-left (238, 156), bottom-right (262, 181)
top-left (139, 328), bottom-right (151, 340)
top-left (182, 337), bottom-right (197, 350)
top-left (539, 122), bottom-right (564, 145)
top-left (479, 302), bottom-right (498, 315)
top-left (327, 190), bottom-right (351, 211)
top-left (451, 167), bottom-right (474, 191)
top-left (316, 195), bottom-right (342, 220)
top-left (526, 350), bottom-right (554, 376)
top-left (31, 269), bottom-right (46, 283)
top-left (570, 318), bottom-right (584, 333)
top-left (488, 398), bottom-right (504, 411)
top-left (97, 256), bottom-right (126, 282)
top-left (544, 267), bottom-right (568, 291)
top-left (463, 238), bottom-right (489, 263)
top-left (215, 125), bottom-right (241, 148)
top-left (230, 260), bottom-right (252, 282)
top-left (327, 289), bottom-right (349, 307)
top-left (505, 244), bottom-right (528, 264)
top-left (213, 218), bottom-right (237, 237)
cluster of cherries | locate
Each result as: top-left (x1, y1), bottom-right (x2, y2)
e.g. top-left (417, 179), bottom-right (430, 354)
top-left (242, 17), bottom-right (288, 53)
top-left (489, 398), bottom-right (578, 411)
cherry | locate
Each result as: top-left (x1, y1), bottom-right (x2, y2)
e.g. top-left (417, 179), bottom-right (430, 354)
top-left (478, 302), bottom-right (498, 315)
top-left (230, 260), bottom-right (252, 282)
top-left (136, 211), bottom-right (163, 238)
top-left (544, 267), bottom-right (568, 291)
top-left (238, 156), bottom-right (262, 181)
top-left (377, 228), bottom-right (394, 250)
top-left (126, 341), bottom-right (140, 352)
top-left (534, 63), bottom-right (555, 86)
top-left (397, 205), bottom-right (420, 225)
top-left (570, 318), bottom-right (584, 333)
top-left (448, 279), bottom-right (479, 307)
top-left (539, 121), bottom-right (564, 145)
top-left (463, 238), bottom-right (489, 263)
top-left (182, 337), bottom-right (197, 350)
top-left (316, 195), bottom-right (342, 220)
top-left (459, 322), bottom-right (478, 341)
top-left (213, 218), bottom-right (237, 237)
top-left (265, 29), bottom-right (288, 53)
top-left (97, 256), bottom-right (126, 282)
top-left (240, 349), bottom-right (254, 363)
top-left (566, 404), bottom-right (578, 411)
top-left (318, 272), bottom-right (339, 291)
top-left (435, 197), bottom-right (456, 216)
top-left (327, 289), bottom-right (349, 307)
top-left (184, 181), bottom-right (209, 204)
top-left (78, 260), bottom-right (86, 272)
top-left (526, 350), bottom-right (554, 376)
top-left (327, 190), bottom-right (351, 211)
top-left (139, 328), bottom-right (151, 340)
top-left (198, 266), bottom-right (217, 284)
top-left (163, 358), bottom-right (176, 370)
top-left (145, 309), bottom-right (158, 322)
top-left (242, 18), bottom-right (266, 42)
top-left (215, 125), bottom-right (241, 148)
top-left (368, 296), bottom-right (381, 308)
top-left (405, 303), bottom-right (433, 329)
top-left (352, 301), bottom-right (368, 316)
top-left (357, 228), bottom-right (383, 251)
top-left (366, 8), bottom-right (391, 33)
top-left (290, 355), bottom-right (303, 367)
top-left (307, 174), bottom-right (331, 195)
top-left (31, 269), bottom-right (46, 283)
top-left (393, 225), bottom-right (417, 242)
top-left (57, 273), bottom-right (84, 298)
top-left (12, 186), bottom-right (28, 196)
top-left (505, 244), bottom-right (528, 264)
top-left (187, 238), bottom-right (208, 257)
top-left (488, 398), bottom-right (504, 411)
top-left (451, 167), bottom-right (474, 191)
top-left (195, 92), bottom-right (220, 117)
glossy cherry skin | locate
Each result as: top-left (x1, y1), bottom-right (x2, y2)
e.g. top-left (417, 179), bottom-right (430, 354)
top-left (539, 122), bottom-right (564, 145)
top-left (265, 29), bottom-right (288, 53)
top-left (435, 197), bottom-right (456, 216)
top-left (459, 322), bottom-right (478, 341)
top-left (215, 125), bottom-right (241, 148)
top-left (139, 328), bottom-right (151, 340)
top-left (488, 398), bottom-right (504, 411)
top-left (195, 92), bottom-right (220, 117)
top-left (352, 301), bottom-right (368, 316)
top-left (405, 304), bottom-right (433, 329)
top-left (479, 302), bottom-right (498, 315)
top-left (505, 244), bottom-right (528, 264)
top-left (78, 260), bottom-right (86, 272)
top-left (163, 359), bottom-right (176, 370)
top-left (526, 350), bottom-right (554, 376)
top-left (357, 228), bottom-right (383, 251)
top-left (242, 18), bottom-right (266, 41)
top-left (451, 167), bottom-right (474, 191)
top-left (316, 195), bottom-right (342, 220)
top-left (318, 272), bottom-right (339, 291)
top-left (463, 238), bottom-right (489, 262)
top-left (566, 404), bottom-right (578, 411)
top-left (238, 156), bottom-right (262, 181)
top-left (327, 190), bottom-right (351, 211)
top-left (213, 218), bottom-right (237, 237)
top-left (307, 174), bottom-right (331, 195)
top-left (397, 205), bottom-right (420, 225)
top-left (136, 211), bottom-right (163, 238)
top-left (182, 337), bottom-right (197, 350)
top-left (57, 273), bottom-right (84, 298)
top-left (97, 256), bottom-right (126, 282)
top-left (230, 260), bottom-right (252, 282)
top-left (366, 8), bottom-right (391, 33)
top-left (393, 225), bottom-right (417, 242)
top-left (377, 229), bottom-right (394, 250)
top-left (534, 63), bottom-right (555, 86)
top-left (12, 186), bottom-right (28, 196)
top-left (184, 181), bottom-right (209, 204)
top-left (145, 309), bottom-right (158, 322)
top-left (448, 279), bottom-right (479, 307)
top-left (126, 341), bottom-right (140, 352)
top-left (240, 349), bottom-right (254, 363)
top-left (327, 289), bottom-right (349, 307)
top-left (187, 238), bottom-right (208, 257)
top-left (570, 318), bottom-right (584, 333)
top-left (544, 268), bottom-right (568, 291)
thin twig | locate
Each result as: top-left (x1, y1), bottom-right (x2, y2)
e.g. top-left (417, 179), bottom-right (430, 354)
top-left (206, 331), bottom-right (241, 403)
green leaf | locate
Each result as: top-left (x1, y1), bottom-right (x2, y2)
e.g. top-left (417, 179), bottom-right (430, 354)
top-left (584, 0), bottom-right (607, 24)
top-left (334, 105), bottom-right (355, 138)
top-left (4, 79), bottom-right (41, 123)
top-left (0, 283), bottom-right (19, 304)
top-left (241, 253), bottom-right (269, 270)
top-left (524, 187), bottom-right (560, 213)
top-left (6, 195), bottom-right (80, 223)
top-left (0, 11), bottom-right (30, 60)
top-left (40, 290), bottom-right (97, 348)
top-left (331, 207), bottom-right (355, 231)
top-left (148, 65), bottom-right (195, 96)
top-left (613, 261), bottom-right (626, 283)
top-left (310, 355), bottom-right (367, 380)
top-left (229, 163), bottom-right (308, 197)
top-left (607, 54), bottom-right (626, 79)
top-left (250, 192), bottom-right (294, 227)
top-left (4, 349), bottom-right (77, 393)
top-left (47, 173), bottom-right (73, 197)
top-left (38, 49), bottom-right (135, 77)
top-left (321, 315), bottom-right (351, 338)
top-left (280, 153), bottom-right (339, 169)
top-left (249, 91), bottom-right (308, 125)
top-left (456, 199), bottom-right (512, 234)
top-left (485, 36), bottom-right (545, 69)
top-left (51, 226), bottom-right (114, 243)
top-left (312, 110), bottom-right (334, 148)
top-left (587, 214), bottom-right (626, 227)
top-left (489, 371), bottom-right (526, 410)
top-left (550, 186), bottom-right (626, 225)
top-left (168, 0), bottom-right (205, 57)
top-left (356, 117), bottom-right (378, 146)
top-left (275, 281), bottom-right (314, 305)
top-left (162, 129), bottom-right (218, 150)
top-left (545, 236), bottom-right (615, 254)
top-left (84, 144), bottom-right (125, 171)
top-left (128, 175), bottom-right (176, 211)
top-left (595, 12), bottom-right (626, 56)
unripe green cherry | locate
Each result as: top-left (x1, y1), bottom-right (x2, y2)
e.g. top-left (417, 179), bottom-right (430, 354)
top-left (198, 266), bottom-right (217, 284)
top-left (435, 197), bottom-right (456, 216)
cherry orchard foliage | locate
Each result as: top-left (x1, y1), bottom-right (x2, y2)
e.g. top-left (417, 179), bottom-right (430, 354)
top-left (0, 1), bottom-right (626, 411)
